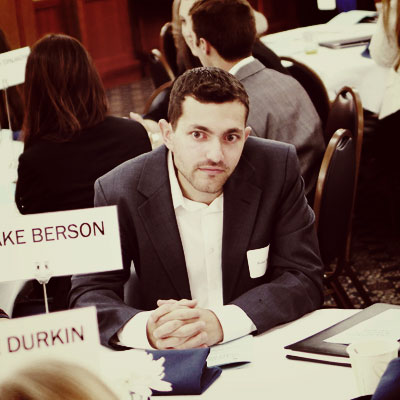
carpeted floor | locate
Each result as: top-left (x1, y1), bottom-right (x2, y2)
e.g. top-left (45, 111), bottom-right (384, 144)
top-left (106, 78), bottom-right (400, 310)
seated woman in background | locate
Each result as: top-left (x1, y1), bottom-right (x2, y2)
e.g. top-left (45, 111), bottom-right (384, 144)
top-left (369, 0), bottom-right (400, 224)
top-left (0, 29), bottom-right (24, 139)
top-left (370, 0), bottom-right (400, 123)
top-left (14, 34), bottom-right (152, 315)
top-left (0, 359), bottom-right (118, 400)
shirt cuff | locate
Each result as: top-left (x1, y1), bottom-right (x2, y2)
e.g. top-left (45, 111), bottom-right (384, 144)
top-left (116, 311), bottom-right (153, 349)
top-left (209, 304), bottom-right (256, 343)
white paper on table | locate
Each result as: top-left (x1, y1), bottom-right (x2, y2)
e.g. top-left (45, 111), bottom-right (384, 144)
top-left (207, 334), bottom-right (254, 368)
top-left (327, 10), bottom-right (377, 25)
top-left (324, 310), bottom-right (400, 344)
top-left (317, 0), bottom-right (336, 10)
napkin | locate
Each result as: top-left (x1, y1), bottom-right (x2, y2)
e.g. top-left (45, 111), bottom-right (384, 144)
top-left (147, 348), bottom-right (222, 395)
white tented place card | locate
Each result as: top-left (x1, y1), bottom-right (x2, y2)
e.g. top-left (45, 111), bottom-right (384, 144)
top-left (0, 307), bottom-right (101, 378)
top-left (207, 334), bottom-right (254, 368)
top-left (0, 206), bottom-right (123, 282)
top-left (0, 47), bottom-right (30, 89)
top-left (247, 246), bottom-right (269, 278)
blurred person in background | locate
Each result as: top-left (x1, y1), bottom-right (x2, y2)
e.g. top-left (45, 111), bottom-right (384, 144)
top-left (130, 0), bottom-right (285, 140)
top-left (187, 0), bottom-right (325, 200)
top-left (13, 34), bottom-right (151, 316)
top-left (369, 0), bottom-right (400, 226)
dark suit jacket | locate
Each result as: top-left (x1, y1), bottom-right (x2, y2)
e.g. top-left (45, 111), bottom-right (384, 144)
top-left (14, 116), bottom-right (152, 313)
top-left (69, 137), bottom-right (323, 347)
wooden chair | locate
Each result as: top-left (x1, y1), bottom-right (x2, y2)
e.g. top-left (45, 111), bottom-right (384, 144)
top-left (160, 22), bottom-right (179, 78)
top-left (314, 128), bottom-right (371, 307)
top-left (280, 56), bottom-right (330, 130)
top-left (143, 81), bottom-right (172, 117)
top-left (148, 49), bottom-right (175, 89)
top-left (325, 87), bottom-right (365, 268)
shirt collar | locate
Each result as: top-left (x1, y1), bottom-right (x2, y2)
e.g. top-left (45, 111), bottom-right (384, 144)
top-left (167, 151), bottom-right (223, 212)
top-left (229, 55), bottom-right (255, 76)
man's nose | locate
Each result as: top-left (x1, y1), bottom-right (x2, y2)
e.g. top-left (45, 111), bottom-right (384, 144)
top-left (206, 139), bottom-right (224, 164)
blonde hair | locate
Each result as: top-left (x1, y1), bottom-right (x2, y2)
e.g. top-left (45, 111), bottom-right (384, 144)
top-left (0, 359), bottom-right (118, 400)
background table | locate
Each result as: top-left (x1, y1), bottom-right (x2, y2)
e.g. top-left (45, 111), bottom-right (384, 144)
top-left (261, 23), bottom-right (388, 114)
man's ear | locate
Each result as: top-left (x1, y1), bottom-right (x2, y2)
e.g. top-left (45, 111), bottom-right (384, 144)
top-left (199, 38), bottom-right (211, 55)
top-left (159, 119), bottom-right (174, 150)
top-left (244, 126), bottom-right (252, 140)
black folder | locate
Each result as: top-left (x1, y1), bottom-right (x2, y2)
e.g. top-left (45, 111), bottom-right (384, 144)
top-left (284, 303), bottom-right (400, 367)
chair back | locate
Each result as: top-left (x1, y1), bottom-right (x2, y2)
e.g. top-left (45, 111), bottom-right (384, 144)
top-left (148, 49), bottom-right (175, 89)
top-left (313, 128), bottom-right (356, 273)
top-left (325, 86), bottom-right (363, 147)
top-left (280, 56), bottom-right (330, 129)
top-left (325, 86), bottom-right (364, 219)
top-left (160, 22), bottom-right (179, 77)
top-left (143, 81), bottom-right (172, 119)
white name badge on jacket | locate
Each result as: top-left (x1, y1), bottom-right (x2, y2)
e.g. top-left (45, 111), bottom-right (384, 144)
top-left (247, 245), bottom-right (269, 278)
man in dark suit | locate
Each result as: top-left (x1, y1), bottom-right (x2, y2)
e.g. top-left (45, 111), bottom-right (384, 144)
top-left (69, 67), bottom-right (323, 350)
top-left (184, 0), bottom-right (325, 199)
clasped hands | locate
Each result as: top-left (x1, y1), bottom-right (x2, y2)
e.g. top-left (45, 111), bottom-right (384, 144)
top-left (146, 299), bottom-right (223, 350)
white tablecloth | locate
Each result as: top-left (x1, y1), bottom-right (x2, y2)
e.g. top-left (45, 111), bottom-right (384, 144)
top-left (261, 23), bottom-right (389, 114)
top-left (115, 309), bottom-right (360, 400)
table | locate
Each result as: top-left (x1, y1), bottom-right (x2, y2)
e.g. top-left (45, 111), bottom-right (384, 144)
top-left (101, 309), bottom-right (360, 400)
top-left (0, 132), bottom-right (25, 316)
top-left (261, 23), bottom-right (389, 114)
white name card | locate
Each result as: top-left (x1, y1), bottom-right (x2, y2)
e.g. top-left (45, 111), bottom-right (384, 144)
top-left (0, 46), bottom-right (30, 90)
top-left (0, 307), bottom-right (101, 378)
top-left (0, 206), bottom-right (123, 282)
top-left (318, 0), bottom-right (336, 10)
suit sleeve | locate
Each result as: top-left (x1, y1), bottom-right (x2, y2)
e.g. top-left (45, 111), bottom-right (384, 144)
top-left (69, 178), bottom-right (142, 347)
top-left (231, 145), bottom-right (324, 334)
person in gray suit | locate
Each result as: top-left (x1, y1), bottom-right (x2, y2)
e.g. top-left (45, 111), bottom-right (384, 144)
top-left (183, 0), bottom-right (325, 198)
top-left (69, 67), bottom-right (323, 350)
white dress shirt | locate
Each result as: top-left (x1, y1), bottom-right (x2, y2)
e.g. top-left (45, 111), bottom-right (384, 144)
top-left (117, 151), bottom-right (256, 348)
top-left (229, 55), bottom-right (256, 76)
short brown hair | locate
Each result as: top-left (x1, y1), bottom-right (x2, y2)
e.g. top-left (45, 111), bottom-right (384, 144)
top-left (168, 66), bottom-right (249, 128)
top-left (190, 0), bottom-right (256, 62)
top-left (23, 34), bottom-right (108, 146)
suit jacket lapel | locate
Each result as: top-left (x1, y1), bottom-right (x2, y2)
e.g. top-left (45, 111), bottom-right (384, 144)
top-left (137, 147), bottom-right (191, 299)
top-left (222, 152), bottom-right (262, 303)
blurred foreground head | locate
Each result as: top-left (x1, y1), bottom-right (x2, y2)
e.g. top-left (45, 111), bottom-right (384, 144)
top-left (0, 359), bottom-right (118, 400)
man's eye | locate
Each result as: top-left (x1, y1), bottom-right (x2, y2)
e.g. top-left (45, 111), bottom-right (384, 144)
top-left (191, 131), bottom-right (203, 139)
top-left (226, 134), bottom-right (238, 142)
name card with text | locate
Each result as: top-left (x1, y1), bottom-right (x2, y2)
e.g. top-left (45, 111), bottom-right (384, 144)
top-left (0, 307), bottom-right (101, 377)
top-left (0, 47), bottom-right (30, 89)
top-left (0, 206), bottom-right (123, 282)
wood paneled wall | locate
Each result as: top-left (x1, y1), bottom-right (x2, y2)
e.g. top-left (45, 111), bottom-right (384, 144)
top-left (1, 0), bottom-right (302, 88)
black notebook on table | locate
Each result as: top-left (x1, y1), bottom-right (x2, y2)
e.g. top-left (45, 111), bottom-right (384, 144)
top-left (284, 303), bottom-right (400, 367)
